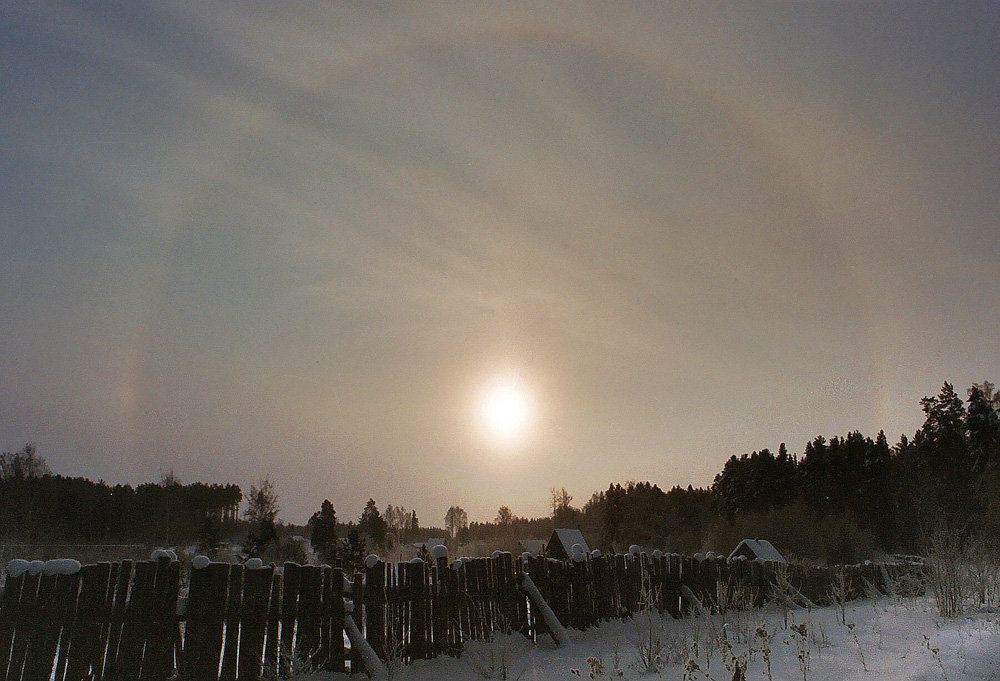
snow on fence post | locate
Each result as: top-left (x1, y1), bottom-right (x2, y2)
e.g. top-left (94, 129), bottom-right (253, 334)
top-left (520, 573), bottom-right (570, 647)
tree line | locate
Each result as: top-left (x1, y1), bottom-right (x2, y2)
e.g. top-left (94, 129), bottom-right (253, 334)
top-left (0, 446), bottom-right (241, 546)
top-left (576, 381), bottom-right (1000, 562)
top-left (6, 380), bottom-right (997, 567)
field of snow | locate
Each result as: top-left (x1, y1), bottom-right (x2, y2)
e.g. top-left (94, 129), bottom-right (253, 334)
top-left (309, 596), bottom-right (1000, 681)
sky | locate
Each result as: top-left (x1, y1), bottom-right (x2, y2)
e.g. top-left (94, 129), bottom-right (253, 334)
top-left (2, 2), bottom-right (999, 526)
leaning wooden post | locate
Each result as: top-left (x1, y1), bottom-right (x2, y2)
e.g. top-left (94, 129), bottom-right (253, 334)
top-left (519, 573), bottom-right (570, 647)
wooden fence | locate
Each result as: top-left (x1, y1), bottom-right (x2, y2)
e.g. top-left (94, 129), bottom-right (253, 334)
top-left (0, 553), bottom-right (919, 681)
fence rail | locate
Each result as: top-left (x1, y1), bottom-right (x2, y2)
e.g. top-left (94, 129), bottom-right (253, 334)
top-left (0, 553), bottom-right (919, 681)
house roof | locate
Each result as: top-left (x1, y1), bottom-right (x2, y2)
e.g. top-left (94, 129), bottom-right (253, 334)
top-left (728, 538), bottom-right (785, 562)
top-left (413, 537), bottom-right (447, 549)
top-left (518, 539), bottom-right (547, 555)
top-left (549, 528), bottom-right (590, 556)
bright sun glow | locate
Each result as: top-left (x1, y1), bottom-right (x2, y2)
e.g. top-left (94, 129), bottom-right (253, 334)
top-left (479, 380), bottom-right (532, 445)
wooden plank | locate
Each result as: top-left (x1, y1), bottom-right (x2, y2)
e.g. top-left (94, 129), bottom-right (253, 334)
top-left (317, 567), bottom-right (332, 669)
top-left (0, 572), bottom-right (25, 681)
top-left (297, 566), bottom-right (322, 667)
top-left (116, 561), bottom-right (156, 681)
top-left (439, 562), bottom-right (462, 654)
top-left (409, 561), bottom-right (428, 659)
top-left (65, 563), bottom-right (111, 681)
top-left (21, 572), bottom-right (61, 681)
top-left (180, 562), bottom-right (230, 681)
top-left (49, 570), bottom-right (82, 681)
top-left (219, 564), bottom-right (243, 681)
top-left (262, 572), bottom-right (281, 676)
top-left (325, 568), bottom-right (346, 673)
top-left (7, 571), bottom-right (41, 681)
top-left (363, 561), bottom-right (385, 660)
top-left (103, 560), bottom-right (132, 681)
top-left (348, 573), bottom-right (364, 674)
top-left (279, 563), bottom-right (301, 677)
top-left (143, 558), bottom-right (180, 681)
top-left (237, 565), bottom-right (273, 681)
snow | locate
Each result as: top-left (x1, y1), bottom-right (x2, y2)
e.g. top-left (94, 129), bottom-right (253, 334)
top-left (286, 597), bottom-right (1000, 681)
top-left (244, 558), bottom-right (264, 569)
top-left (27, 560), bottom-right (44, 576)
top-left (430, 544), bottom-right (448, 560)
top-left (42, 558), bottom-right (81, 576)
top-left (150, 548), bottom-right (177, 561)
top-left (191, 555), bottom-right (210, 570)
top-left (729, 538), bottom-right (786, 563)
top-left (6, 559), bottom-right (29, 578)
top-left (364, 554), bottom-right (379, 569)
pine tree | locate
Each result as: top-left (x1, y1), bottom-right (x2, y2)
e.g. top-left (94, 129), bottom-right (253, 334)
top-left (358, 499), bottom-right (388, 549)
top-left (308, 499), bottom-right (339, 564)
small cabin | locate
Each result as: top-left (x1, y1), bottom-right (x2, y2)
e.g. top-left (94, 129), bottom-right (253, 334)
top-left (546, 528), bottom-right (590, 560)
top-left (518, 539), bottom-right (547, 556)
top-left (413, 537), bottom-right (447, 552)
top-left (728, 538), bottom-right (786, 563)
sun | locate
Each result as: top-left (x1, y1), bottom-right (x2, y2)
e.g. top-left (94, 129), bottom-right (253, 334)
top-left (479, 379), bottom-right (533, 445)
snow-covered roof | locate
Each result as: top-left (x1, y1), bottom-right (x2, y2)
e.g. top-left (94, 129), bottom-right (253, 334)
top-left (728, 538), bottom-right (785, 562)
top-left (547, 529), bottom-right (590, 559)
top-left (413, 537), bottom-right (447, 550)
top-left (519, 539), bottom-right (547, 555)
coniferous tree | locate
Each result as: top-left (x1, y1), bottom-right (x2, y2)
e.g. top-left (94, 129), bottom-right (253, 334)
top-left (308, 499), bottom-right (339, 564)
top-left (197, 513), bottom-right (221, 558)
top-left (915, 382), bottom-right (971, 521)
top-left (358, 499), bottom-right (388, 549)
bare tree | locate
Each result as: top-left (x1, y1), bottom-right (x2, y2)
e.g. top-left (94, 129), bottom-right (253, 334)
top-left (445, 505), bottom-right (468, 539)
top-left (0, 443), bottom-right (50, 479)
top-left (243, 479), bottom-right (280, 558)
top-left (496, 505), bottom-right (513, 526)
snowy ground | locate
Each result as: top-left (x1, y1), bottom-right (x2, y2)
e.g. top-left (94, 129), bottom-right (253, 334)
top-left (307, 596), bottom-right (1000, 680)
